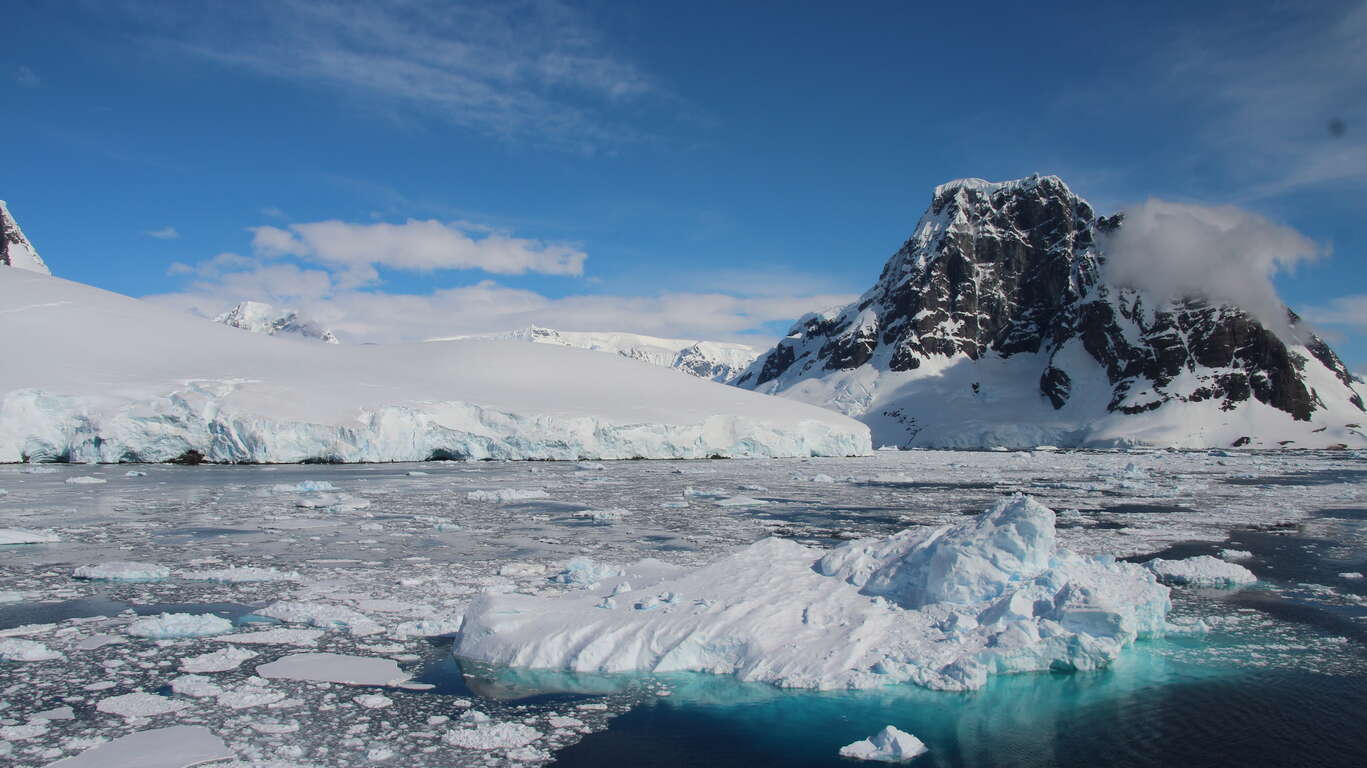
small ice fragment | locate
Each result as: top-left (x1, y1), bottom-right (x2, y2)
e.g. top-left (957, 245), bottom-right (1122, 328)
top-left (714, 495), bottom-right (767, 507)
top-left (442, 722), bottom-right (542, 750)
top-left (354, 693), bottom-right (392, 709)
top-left (1218, 549), bottom-right (1254, 562)
top-left (212, 628), bottom-right (324, 646)
top-left (180, 566), bottom-right (299, 583)
top-left (571, 508), bottom-right (629, 522)
top-left (73, 562), bottom-right (170, 582)
top-left (1340, 572), bottom-right (1364, 580)
top-left (125, 470), bottom-right (148, 477)
top-left (179, 646), bottom-right (258, 673)
top-left (838, 725), bottom-right (928, 762)
top-left (127, 613), bottom-right (233, 639)
top-left (466, 488), bottom-right (549, 503)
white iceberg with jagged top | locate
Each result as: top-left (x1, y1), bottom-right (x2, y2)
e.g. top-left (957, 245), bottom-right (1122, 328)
top-left (456, 495), bottom-right (1171, 691)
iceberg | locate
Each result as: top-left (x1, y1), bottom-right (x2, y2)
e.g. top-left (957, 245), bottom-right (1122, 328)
top-left (0, 269), bottom-right (869, 463)
top-left (456, 495), bottom-right (1171, 691)
top-left (839, 726), bottom-right (928, 762)
top-left (0, 528), bottom-right (60, 545)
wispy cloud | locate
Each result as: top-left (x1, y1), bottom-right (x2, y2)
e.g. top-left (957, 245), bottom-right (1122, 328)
top-left (14, 65), bottom-right (40, 88)
top-left (1301, 294), bottom-right (1367, 330)
top-left (114, 0), bottom-right (662, 148)
top-left (144, 226), bottom-right (180, 240)
top-left (1163, 1), bottom-right (1367, 199)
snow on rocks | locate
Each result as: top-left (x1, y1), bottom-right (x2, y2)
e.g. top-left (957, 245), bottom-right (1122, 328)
top-left (73, 562), bottom-right (170, 582)
top-left (0, 528), bottom-right (59, 545)
top-left (42, 725), bottom-right (233, 768)
top-left (255, 601), bottom-right (383, 635)
top-left (457, 494), bottom-right (1171, 692)
top-left (255, 652), bottom-right (411, 686)
top-left (467, 488), bottom-right (550, 503)
top-left (179, 646), bottom-right (258, 673)
top-left (1143, 556), bottom-right (1257, 588)
top-left (96, 691), bottom-right (189, 719)
top-left (839, 725), bottom-right (928, 762)
top-left (126, 613), bottom-right (234, 639)
top-left (0, 637), bottom-right (62, 661)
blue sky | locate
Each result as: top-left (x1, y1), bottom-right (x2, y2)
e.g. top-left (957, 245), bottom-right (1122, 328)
top-left (4, 0), bottom-right (1365, 365)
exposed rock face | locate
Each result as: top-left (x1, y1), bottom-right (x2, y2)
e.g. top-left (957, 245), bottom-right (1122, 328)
top-left (736, 176), bottom-right (1364, 449)
top-left (0, 201), bottom-right (51, 275)
top-left (215, 301), bottom-right (340, 344)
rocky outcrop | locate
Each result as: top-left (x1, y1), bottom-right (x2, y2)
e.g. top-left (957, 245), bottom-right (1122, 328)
top-left (737, 175), bottom-right (1364, 448)
top-left (215, 301), bottom-right (340, 344)
top-left (0, 201), bottom-right (51, 275)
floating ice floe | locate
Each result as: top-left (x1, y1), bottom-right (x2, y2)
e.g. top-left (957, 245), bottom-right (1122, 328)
top-left (180, 646), bottom-right (258, 673)
top-left (442, 721), bottom-right (543, 750)
top-left (126, 612), bottom-right (234, 639)
top-left (713, 495), bottom-right (767, 507)
top-left (467, 488), bottom-right (550, 503)
top-left (0, 528), bottom-right (59, 545)
top-left (73, 561), bottom-right (170, 582)
top-left (43, 725), bottom-right (234, 768)
top-left (96, 691), bottom-right (189, 719)
top-left (212, 628), bottom-right (324, 646)
top-left (1218, 549), bottom-right (1254, 562)
top-left (181, 566), bottom-right (299, 583)
top-left (64, 476), bottom-right (107, 485)
top-left (255, 601), bottom-right (383, 635)
top-left (273, 480), bottom-right (336, 493)
top-left (1339, 572), bottom-right (1364, 580)
top-left (839, 725), bottom-right (928, 762)
top-left (255, 652), bottom-right (411, 686)
top-left (457, 495), bottom-right (1172, 691)
top-left (0, 637), bottom-right (62, 661)
top-left (571, 508), bottom-right (629, 522)
top-left (1143, 556), bottom-right (1257, 588)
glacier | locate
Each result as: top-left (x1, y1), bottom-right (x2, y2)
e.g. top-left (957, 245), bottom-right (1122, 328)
top-left (455, 495), bottom-right (1173, 692)
top-left (0, 269), bottom-right (868, 463)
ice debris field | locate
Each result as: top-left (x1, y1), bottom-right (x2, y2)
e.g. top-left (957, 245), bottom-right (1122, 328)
top-left (0, 448), bottom-right (1365, 767)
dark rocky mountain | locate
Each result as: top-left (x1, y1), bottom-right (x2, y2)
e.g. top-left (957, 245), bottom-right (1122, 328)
top-left (736, 176), bottom-right (1364, 449)
top-left (0, 201), bottom-right (51, 275)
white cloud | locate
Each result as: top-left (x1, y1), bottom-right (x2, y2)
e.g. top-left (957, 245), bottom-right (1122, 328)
top-left (1101, 199), bottom-right (1322, 332)
top-left (144, 226), bottom-right (180, 240)
top-left (249, 219), bottom-right (586, 287)
top-left (14, 65), bottom-right (40, 88)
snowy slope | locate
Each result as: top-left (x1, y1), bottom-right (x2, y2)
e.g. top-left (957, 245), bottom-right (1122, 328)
top-left (216, 300), bottom-right (340, 344)
top-left (737, 176), bottom-right (1366, 450)
top-left (0, 270), bottom-right (868, 463)
top-left (0, 201), bottom-right (51, 275)
top-left (435, 327), bottom-right (759, 383)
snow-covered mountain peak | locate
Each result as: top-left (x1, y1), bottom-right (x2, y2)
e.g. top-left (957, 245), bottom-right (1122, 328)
top-left (737, 175), bottom-right (1364, 449)
top-left (0, 200), bottom-right (52, 275)
top-left (215, 301), bottom-right (340, 344)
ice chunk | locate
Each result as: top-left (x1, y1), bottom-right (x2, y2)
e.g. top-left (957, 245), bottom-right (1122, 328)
top-left (1218, 549), bottom-right (1254, 561)
top-left (839, 725), bottom-right (928, 762)
top-left (126, 613), bottom-right (233, 639)
top-left (0, 638), bottom-right (62, 661)
top-left (1143, 556), bottom-right (1257, 588)
top-left (73, 561), bottom-right (170, 582)
top-left (179, 646), bottom-right (258, 673)
top-left (273, 480), bottom-right (336, 493)
top-left (443, 722), bottom-right (543, 750)
top-left (212, 628), bottom-right (324, 646)
top-left (0, 528), bottom-right (59, 545)
top-left (572, 508), bottom-right (630, 522)
top-left (255, 601), bottom-right (383, 635)
top-left (96, 691), bottom-right (189, 719)
top-left (42, 725), bottom-right (233, 768)
top-left (354, 693), bottom-right (392, 709)
top-left (817, 494), bottom-right (1056, 608)
top-left (1337, 572), bottom-right (1363, 580)
top-left (550, 558), bottom-right (623, 587)
top-left (64, 476), bottom-right (107, 485)
top-left (255, 652), bottom-right (411, 686)
top-left (467, 488), bottom-right (550, 503)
